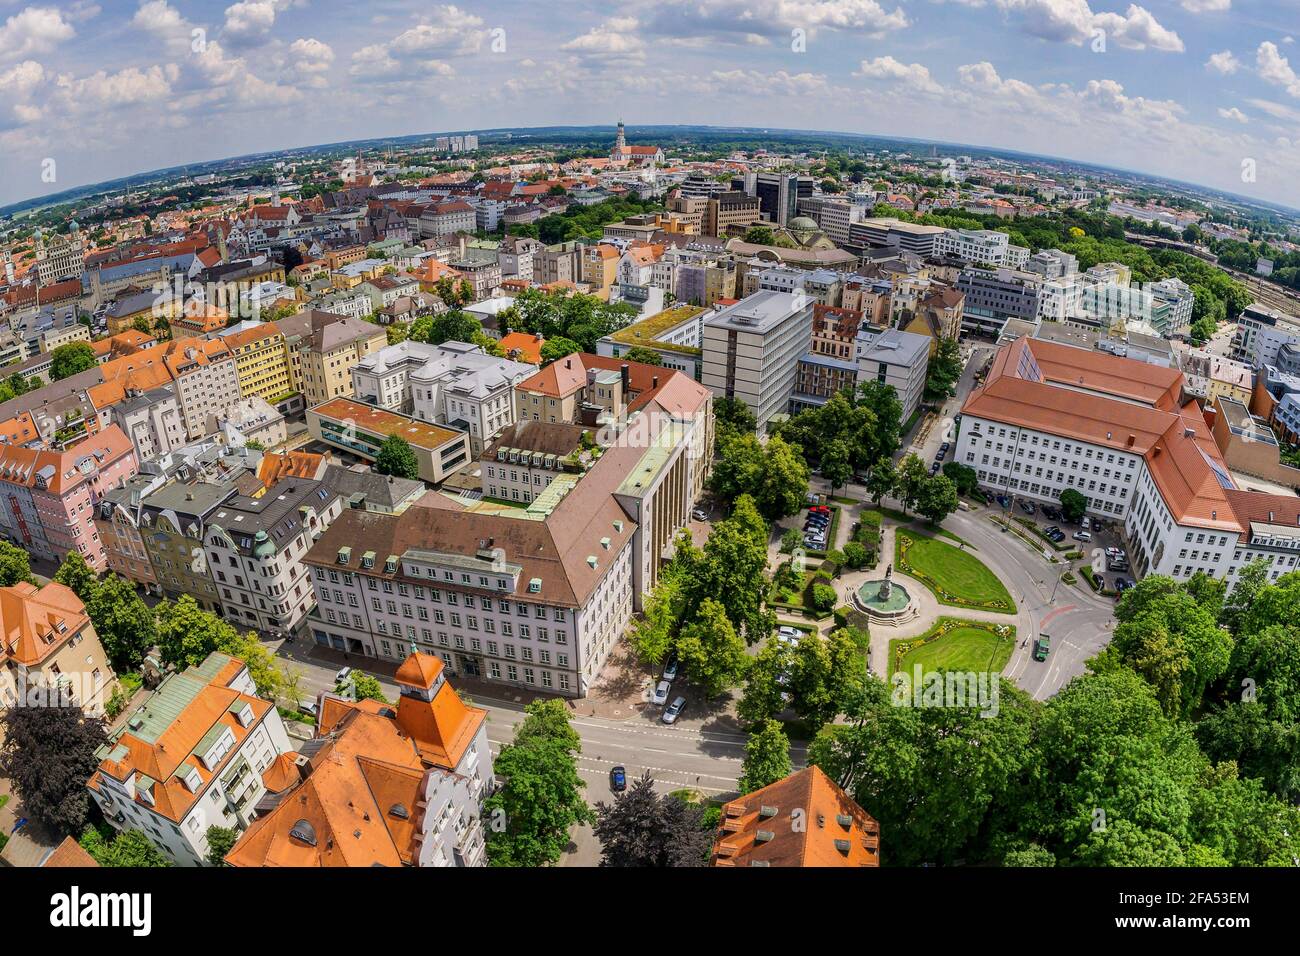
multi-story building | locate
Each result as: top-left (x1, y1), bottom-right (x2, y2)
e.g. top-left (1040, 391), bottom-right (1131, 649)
top-left (1025, 248), bottom-right (1079, 280)
top-left (855, 326), bottom-right (930, 423)
top-left (750, 173), bottom-right (812, 227)
top-left (0, 580), bottom-right (116, 718)
top-left (957, 268), bottom-right (1043, 338)
top-left (219, 322), bottom-right (294, 403)
top-left (1233, 303), bottom-right (1300, 368)
top-left (32, 225), bottom-right (86, 285)
top-left (278, 310), bottom-right (387, 407)
top-left (704, 191), bottom-right (762, 237)
top-left (791, 305), bottom-right (866, 412)
top-left (534, 242), bottom-right (581, 286)
top-left (307, 398), bottom-right (472, 485)
top-left (88, 652), bottom-right (294, 866)
top-left (481, 421), bottom-right (589, 505)
top-left (701, 290), bottom-right (814, 433)
top-left (226, 649), bottom-right (493, 868)
top-left (597, 305), bottom-right (707, 380)
top-left (498, 235), bottom-right (543, 281)
top-left (1148, 277), bottom-right (1195, 337)
top-left (420, 202), bottom-right (477, 240)
top-left (932, 228), bottom-right (1027, 268)
top-left (581, 244), bottom-right (620, 298)
top-left (0, 426), bottom-right (137, 570)
top-left (958, 335), bottom-right (1300, 591)
top-left (848, 218), bottom-right (947, 258)
top-left (352, 340), bottom-right (536, 455)
top-left (203, 476), bottom-right (343, 635)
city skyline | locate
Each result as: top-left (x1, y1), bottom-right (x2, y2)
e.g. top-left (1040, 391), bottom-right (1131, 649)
top-left (1, 0), bottom-right (1299, 208)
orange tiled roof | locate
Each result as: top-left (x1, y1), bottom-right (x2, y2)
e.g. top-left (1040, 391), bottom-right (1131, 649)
top-left (498, 331), bottom-right (544, 364)
top-left (0, 580), bottom-right (90, 668)
top-left (42, 836), bottom-right (99, 867)
top-left (712, 767), bottom-right (881, 867)
top-left (515, 352), bottom-right (709, 417)
top-left (256, 451), bottom-right (324, 486)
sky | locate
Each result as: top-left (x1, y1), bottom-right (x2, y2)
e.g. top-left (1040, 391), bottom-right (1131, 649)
top-left (1, 0), bottom-right (1299, 210)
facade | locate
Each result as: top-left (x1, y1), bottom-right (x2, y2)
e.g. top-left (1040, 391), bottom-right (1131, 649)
top-left (0, 581), bottom-right (116, 719)
top-left (855, 327), bottom-right (930, 424)
top-left (138, 480), bottom-right (237, 614)
top-left (227, 651), bottom-right (493, 867)
top-left (596, 304), bottom-right (706, 380)
top-left (957, 268), bottom-right (1043, 338)
top-left (307, 398), bottom-right (472, 485)
top-left (701, 290), bottom-right (814, 433)
top-left (481, 420), bottom-right (589, 505)
top-left (848, 218), bottom-right (947, 257)
top-left (279, 310), bottom-right (388, 407)
top-left (1232, 303), bottom-right (1300, 368)
top-left (88, 652), bottom-right (294, 866)
top-left (351, 340), bottom-right (536, 455)
top-left (219, 322), bottom-right (294, 403)
top-left (958, 336), bottom-right (1300, 592)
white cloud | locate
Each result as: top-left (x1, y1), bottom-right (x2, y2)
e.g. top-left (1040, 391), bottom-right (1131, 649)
top-left (951, 1), bottom-right (1182, 52)
top-left (348, 5), bottom-right (485, 79)
top-left (1180, 0), bottom-right (1230, 11)
top-left (1217, 106), bottom-right (1248, 123)
top-left (638, 0), bottom-right (909, 44)
top-left (283, 37), bottom-right (334, 87)
top-left (0, 6), bottom-right (76, 64)
top-left (1206, 50), bottom-right (1240, 75)
top-left (1257, 41), bottom-right (1300, 98)
top-left (856, 56), bottom-right (942, 94)
top-left (562, 19), bottom-right (646, 64)
top-left (54, 63), bottom-right (175, 106)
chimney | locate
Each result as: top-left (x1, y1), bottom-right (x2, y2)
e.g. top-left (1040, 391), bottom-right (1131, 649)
top-left (564, 358), bottom-right (571, 370)
top-left (1126, 434), bottom-right (1135, 447)
top-left (620, 363), bottom-right (630, 393)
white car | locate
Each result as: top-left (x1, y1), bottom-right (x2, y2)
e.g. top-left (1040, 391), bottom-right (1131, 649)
top-left (777, 626), bottom-right (803, 644)
top-left (1073, 531), bottom-right (1092, 541)
top-left (651, 680), bottom-right (671, 706)
top-left (692, 508), bottom-right (709, 521)
top-left (334, 666), bottom-right (353, 685)
top-left (662, 696), bottom-right (687, 724)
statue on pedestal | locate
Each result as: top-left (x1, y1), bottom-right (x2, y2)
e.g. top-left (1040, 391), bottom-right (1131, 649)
top-left (878, 563), bottom-right (893, 601)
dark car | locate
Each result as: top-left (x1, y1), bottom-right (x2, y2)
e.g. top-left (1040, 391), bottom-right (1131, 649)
top-left (930, 461), bottom-right (941, 474)
top-left (1114, 577), bottom-right (1132, 595)
top-left (609, 765), bottom-right (627, 792)
top-left (662, 654), bottom-right (680, 682)
top-left (996, 495), bottom-right (1012, 508)
top-left (1019, 500), bottom-right (1036, 515)
top-left (1032, 634), bottom-right (1051, 662)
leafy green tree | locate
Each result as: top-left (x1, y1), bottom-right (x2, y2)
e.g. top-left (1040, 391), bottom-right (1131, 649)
top-left (1219, 558), bottom-right (1270, 636)
top-left (737, 639), bottom-right (795, 726)
top-left (85, 574), bottom-right (158, 671)
top-left (1196, 701), bottom-right (1300, 802)
top-left (694, 495), bottom-right (773, 643)
top-left (412, 309), bottom-right (479, 345)
top-left (0, 540), bottom-right (37, 587)
top-left (1003, 844), bottom-right (1056, 866)
top-left (820, 439), bottom-right (852, 495)
top-left (540, 336), bottom-right (583, 365)
top-left (205, 825), bottom-right (240, 865)
top-left (842, 541), bottom-right (869, 569)
top-left (623, 346), bottom-right (663, 366)
top-left (348, 671), bottom-right (388, 703)
top-left (374, 434), bottom-right (419, 480)
top-left (756, 435), bottom-right (810, 521)
top-left (924, 336), bottom-right (962, 402)
top-left (673, 598), bottom-right (749, 697)
top-left (155, 596), bottom-right (284, 700)
top-left (810, 582), bottom-right (838, 614)
top-left (865, 456), bottom-right (896, 505)
top-left (713, 396), bottom-right (757, 447)
top-left (593, 772), bottom-right (711, 867)
top-left (50, 341), bottom-right (97, 381)
top-left (485, 700), bottom-right (594, 867)
top-left (627, 570), bottom-right (683, 665)
top-left (0, 687), bottom-right (106, 835)
top-left (743, 226), bottom-right (775, 245)
top-left (941, 461), bottom-right (978, 496)
top-left (916, 474), bottom-right (959, 525)
top-left (892, 453), bottom-right (930, 514)
top-left (787, 628), bottom-right (865, 731)
top-left (1058, 488), bottom-right (1088, 523)
top-left (738, 720), bottom-right (793, 792)
top-left (53, 551), bottom-right (98, 599)
top-left (80, 826), bottom-right (172, 867)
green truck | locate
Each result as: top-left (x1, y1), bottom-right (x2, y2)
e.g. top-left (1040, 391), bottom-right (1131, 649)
top-left (1032, 634), bottom-right (1051, 662)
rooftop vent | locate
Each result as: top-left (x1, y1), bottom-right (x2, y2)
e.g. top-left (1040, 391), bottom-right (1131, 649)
top-left (754, 830), bottom-right (775, 843)
top-left (758, 805), bottom-right (778, 819)
top-left (834, 839), bottom-right (852, 855)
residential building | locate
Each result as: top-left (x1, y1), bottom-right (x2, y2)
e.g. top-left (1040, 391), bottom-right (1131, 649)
top-left (278, 310), bottom-right (387, 407)
top-left (481, 420), bottom-right (589, 504)
top-left (1233, 303), bottom-right (1300, 368)
top-left (790, 305), bottom-right (866, 411)
top-left (307, 398), bottom-right (472, 485)
top-left (139, 480), bottom-right (238, 614)
top-left (596, 304), bottom-right (706, 380)
top-left (87, 652), bottom-right (294, 866)
top-left (701, 291), bottom-right (814, 433)
top-left (711, 766), bottom-right (881, 868)
top-left (498, 235), bottom-right (543, 281)
top-left (0, 580), bottom-right (116, 719)
top-left (213, 397), bottom-right (287, 449)
top-left (226, 650), bottom-right (493, 867)
top-left (218, 321), bottom-right (294, 404)
top-left (323, 464), bottom-right (426, 515)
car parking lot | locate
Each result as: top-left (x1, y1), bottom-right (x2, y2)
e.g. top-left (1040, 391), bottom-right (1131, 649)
top-left (986, 492), bottom-right (1133, 592)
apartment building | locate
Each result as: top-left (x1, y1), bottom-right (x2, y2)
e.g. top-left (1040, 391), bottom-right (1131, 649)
top-left (791, 304), bottom-right (866, 412)
top-left (278, 310), bottom-right (387, 407)
top-left (139, 481), bottom-right (235, 614)
top-left (481, 421), bottom-right (589, 505)
top-left (498, 235), bottom-right (543, 281)
top-left (219, 321), bottom-right (294, 403)
top-left (534, 242), bottom-right (581, 286)
top-left (226, 650), bottom-right (493, 867)
top-left (203, 476), bottom-right (343, 635)
top-left (352, 340), bottom-right (536, 455)
top-left (307, 398), bottom-right (471, 484)
top-left (0, 426), bottom-right (137, 569)
top-left (88, 652), bottom-right (294, 866)
top-left (1232, 303), bottom-right (1300, 368)
top-left (419, 202), bottom-right (477, 240)
top-left (701, 290), bottom-right (814, 433)
top-left (933, 229), bottom-right (1029, 268)
top-left (0, 580), bottom-right (116, 719)
top-left (855, 327), bottom-right (930, 423)
top-left (582, 244), bottom-right (620, 299)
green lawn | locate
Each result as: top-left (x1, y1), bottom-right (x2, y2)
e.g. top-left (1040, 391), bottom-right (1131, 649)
top-left (895, 529), bottom-right (1016, 613)
top-left (891, 618), bottom-right (1016, 675)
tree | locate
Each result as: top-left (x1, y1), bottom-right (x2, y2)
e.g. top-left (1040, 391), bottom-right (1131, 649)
top-left (49, 341), bottom-right (97, 381)
top-left (349, 671), bottom-right (388, 703)
top-left (713, 396), bottom-right (757, 448)
top-left (1058, 488), bottom-right (1088, 523)
top-left (53, 551), bottom-right (98, 601)
top-left (865, 456), bottom-right (896, 505)
top-left (820, 439), bottom-right (852, 495)
top-left (693, 495), bottom-right (773, 643)
top-left (593, 772), bottom-right (711, 866)
top-left (205, 825), bottom-right (239, 865)
top-left (787, 628), bottom-right (865, 731)
top-left (80, 826), bottom-right (172, 867)
top-left (756, 435), bottom-right (810, 521)
top-left (743, 226), bottom-right (776, 245)
top-left (673, 598), bottom-right (749, 697)
top-left (915, 474), bottom-right (959, 525)
top-left (892, 453), bottom-right (930, 514)
top-left (540, 336), bottom-right (583, 365)
top-left (628, 570), bottom-right (683, 665)
top-left (942, 461), bottom-right (979, 496)
top-left (155, 596), bottom-right (284, 700)
top-left (810, 582), bottom-right (838, 614)
top-left (924, 336), bottom-right (963, 402)
top-left (0, 687), bottom-right (106, 835)
top-left (842, 540), bottom-right (870, 569)
top-left (413, 310), bottom-right (479, 345)
top-left (1004, 844), bottom-right (1056, 866)
top-left (739, 719), bottom-right (793, 792)
top-left (0, 540), bottom-right (36, 587)
top-left (375, 434), bottom-right (419, 480)
top-left (623, 346), bottom-right (663, 366)
top-left (85, 574), bottom-right (158, 671)
top-left (485, 700), bottom-right (594, 866)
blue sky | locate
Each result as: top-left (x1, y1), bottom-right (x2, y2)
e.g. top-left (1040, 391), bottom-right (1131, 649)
top-left (1, 0), bottom-right (1299, 209)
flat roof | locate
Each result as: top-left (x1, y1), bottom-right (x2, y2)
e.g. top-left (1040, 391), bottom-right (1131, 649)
top-left (311, 397), bottom-right (464, 451)
top-left (609, 305), bottom-right (705, 346)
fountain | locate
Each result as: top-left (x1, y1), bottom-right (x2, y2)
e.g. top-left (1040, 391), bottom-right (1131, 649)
top-left (854, 562), bottom-right (917, 623)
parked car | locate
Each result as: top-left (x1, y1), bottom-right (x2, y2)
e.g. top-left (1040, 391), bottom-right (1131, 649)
top-left (651, 680), bottom-right (671, 706)
top-left (662, 696), bottom-right (687, 724)
top-left (1073, 531), bottom-right (1092, 541)
top-left (996, 495), bottom-right (1012, 508)
top-left (1042, 506), bottom-right (1062, 521)
top-left (691, 508), bottom-right (709, 521)
top-left (1081, 516), bottom-right (1092, 531)
top-left (1019, 500), bottom-right (1036, 515)
top-left (777, 626), bottom-right (803, 644)
top-left (1114, 577), bottom-right (1132, 595)
top-left (1032, 635), bottom-right (1052, 662)
top-left (930, 461), bottom-right (941, 475)
top-left (810, 505), bottom-right (830, 515)
top-left (939, 442), bottom-right (951, 457)
top-left (609, 765), bottom-right (627, 792)
top-left (662, 655), bottom-right (680, 682)
top-left (334, 666), bottom-right (353, 685)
